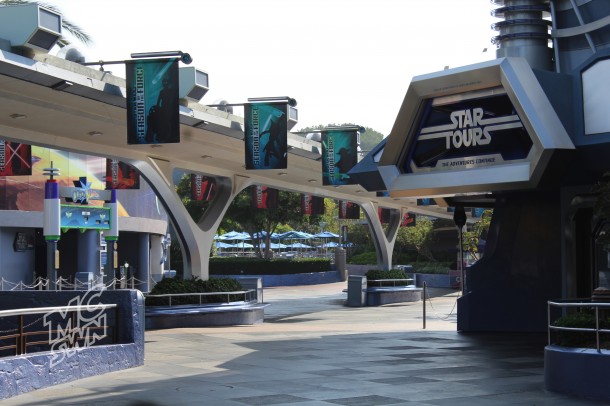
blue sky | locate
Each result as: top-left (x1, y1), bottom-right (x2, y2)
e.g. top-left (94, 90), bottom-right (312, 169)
top-left (48, 0), bottom-right (496, 136)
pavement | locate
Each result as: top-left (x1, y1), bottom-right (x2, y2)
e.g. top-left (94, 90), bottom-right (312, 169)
top-left (2, 282), bottom-right (603, 405)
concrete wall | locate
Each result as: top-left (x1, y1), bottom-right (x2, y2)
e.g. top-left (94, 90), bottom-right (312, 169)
top-left (0, 228), bottom-right (36, 285)
top-left (0, 290), bottom-right (145, 399)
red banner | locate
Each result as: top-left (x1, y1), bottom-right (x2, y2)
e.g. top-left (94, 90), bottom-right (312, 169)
top-left (338, 201), bottom-right (360, 219)
top-left (378, 207), bottom-right (391, 224)
top-left (301, 194), bottom-right (324, 215)
top-left (105, 159), bottom-right (140, 189)
top-left (401, 212), bottom-right (417, 227)
top-left (252, 185), bottom-right (279, 209)
top-left (190, 174), bottom-right (216, 201)
top-left (0, 141), bottom-right (31, 176)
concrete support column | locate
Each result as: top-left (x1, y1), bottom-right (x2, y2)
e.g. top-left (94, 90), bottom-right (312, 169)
top-left (360, 201), bottom-right (400, 270)
top-left (136, 233), bottom-right (150, 292)
top-left (77, 229), bottom-right (100, 277)
top-left (131, 157), bottom-right (239, 280)
top-left (149, 234), bottom-right (164, 286)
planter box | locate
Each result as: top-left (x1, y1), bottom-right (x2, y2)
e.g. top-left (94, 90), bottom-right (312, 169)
top-left (366, 287), bottom-right (422, 306)
top-left (414, 273), bottom-right (453, 288)
top-left (545, 345), bottom-right (610, 401)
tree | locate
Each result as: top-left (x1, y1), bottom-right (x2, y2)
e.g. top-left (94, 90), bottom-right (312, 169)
top-left (221, 187), bottom-right (304, 259)
top-left (395, 216), bottom-right (436, 262)
top-left (463, 210), bottom-right (493, 261)
top-left (1, 1), bottom-right (92, 46)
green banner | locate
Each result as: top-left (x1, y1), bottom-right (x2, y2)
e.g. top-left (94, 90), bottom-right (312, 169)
top-left (126, 58), bottom-right (180, 144)
top-left (322, 129), bottom-right (358, 185)
top-left (244, 102), bottom-right (288, 169)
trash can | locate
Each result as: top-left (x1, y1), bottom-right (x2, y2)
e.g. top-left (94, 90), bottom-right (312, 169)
top-left (347, 275), bottom-right (367, 307)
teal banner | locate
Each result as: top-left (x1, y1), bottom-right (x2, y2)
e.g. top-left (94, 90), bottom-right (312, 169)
top-left (126, 58), bottom-right (180, 144)
top-left (244, 102), bottom-right (288, 169)
top-left (322, 129), bottom-right (358, 185)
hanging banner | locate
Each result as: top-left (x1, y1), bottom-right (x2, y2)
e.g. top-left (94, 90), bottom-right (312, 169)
top-left (378, 207), bottom-right (392, 224)
top-left (417, 198), bottom-right (435, 206)
top-left (401, 212), bottom-right (417, 227)
top-left (105, 159), bottom-right (140, 189)
top-left (252, 185), bottom-right (279, 209)
top-left (126, 58), bottom-right (180, 145)
top-left (471, 207), bottom-right (485, 218)
top-left (190, 174), bottom-right (216, 201)
top-left (301, 194), bottom-right (325, 215)
top-left (322, 129), bottom-right (358, 186)
top-left (244, 102), bottom-right (288, 170)
top-left (338, 201), bottom-right (360, 219)
top-left (0, 141), bottom-right (31, 176)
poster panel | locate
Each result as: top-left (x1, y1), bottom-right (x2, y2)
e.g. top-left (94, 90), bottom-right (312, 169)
top-left (190, 174), bottom-right (216, 201)
top-left (252, 185), bottom-right (279, 209)
top-left (322, 129), bottom-right (358, 185)
top-left (244, 102), bottom-right (288, 169)
top-left (126, 58), bottom-right (180, 144)
top-left (105, 159), bottom-right (140, 189)
top-left (401, 212), bottom-right (416, 227)
top-left (338, 200), bottom-right (360, 219)
top-left (0, 141), bottom-right (31, 176)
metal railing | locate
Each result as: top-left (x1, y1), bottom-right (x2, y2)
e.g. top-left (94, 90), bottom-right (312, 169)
top-left (145, 289), bottom-right (257, 307)
top-left (0, 276), bottom-right (149, 292)
top-left (0, 304), bottom-right (118, 357)
top-left (547, 300), bottom-right (610, 352)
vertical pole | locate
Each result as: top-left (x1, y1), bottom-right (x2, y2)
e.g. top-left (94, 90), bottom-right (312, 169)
top-left (459, 226), bottom-right (464, 296)
top-left (43, 163), bottom-right (61, 291)
top-left (423, 281), bottom-right (427, 330)
top-left (104, 189), bottom-right (119, 290)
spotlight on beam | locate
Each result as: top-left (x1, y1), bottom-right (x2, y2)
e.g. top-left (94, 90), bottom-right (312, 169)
top-left (179, 66), bottom-right (209, 102)
top-left (0, 3), bottom-right (62, 54)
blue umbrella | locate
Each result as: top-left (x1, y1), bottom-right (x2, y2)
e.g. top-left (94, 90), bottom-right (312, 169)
top-left (313, 231), bottom-right (339, 238)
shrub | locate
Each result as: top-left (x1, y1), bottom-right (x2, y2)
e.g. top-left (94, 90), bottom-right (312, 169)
top-left (365, 269), bottom-right (408, 280)
top-left (146, 276), bottom-right (243, 306)
top-left (348, 251), bottom-right (377, 265)
top-left (552, 311), bottom-right (610, 349)
top-left (365, 269), bottom-right (412, 286)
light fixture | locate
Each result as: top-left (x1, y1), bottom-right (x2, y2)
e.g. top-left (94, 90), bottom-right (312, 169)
top-left (179, 67), bottom-right (209, 101)
top-left (0, 3), bottom-right (62, 53)
top-left (307, 179), bottom-right (317, 183)
top-left (278, 172), bottom-right (287, 176)
top-left (87, 131), bottom-right (103, 137)
top-left (130, 51), bottom-right (192, 64)
top-left (200, 155), bottom-right (212, 159)
top-left (9, 113), bottom-right (26, 120)
top-left (150, 144), bottom-right (163, 148)
top-left (51, 80), bottom-right (73, 91)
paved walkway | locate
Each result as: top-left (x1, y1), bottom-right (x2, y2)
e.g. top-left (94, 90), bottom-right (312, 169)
top-left (3, 283), bottom-right (601, 405)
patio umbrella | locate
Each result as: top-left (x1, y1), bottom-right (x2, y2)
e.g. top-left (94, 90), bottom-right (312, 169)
top-left (287, 242), bottom-right (312, 249)
top-left (313, 231), bottom-right (339, 239)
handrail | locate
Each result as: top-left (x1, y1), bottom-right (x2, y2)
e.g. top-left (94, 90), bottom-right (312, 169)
top-left (0, 303), bottom-right (118, 357)
top-left (145, 289), bottom-right (256, 306)
top-left (0, 304), bottom-right (117, 318)
top-left (547, 300), bottom-right (610, 352)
